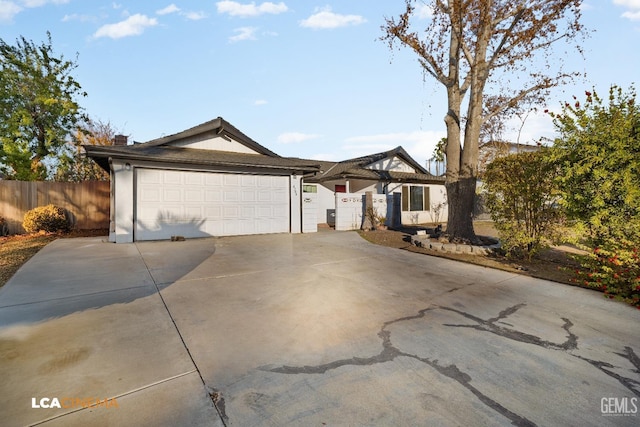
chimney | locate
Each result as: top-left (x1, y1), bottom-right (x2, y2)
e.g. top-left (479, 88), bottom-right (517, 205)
top-left (112, 135), bottom-right (128, 146)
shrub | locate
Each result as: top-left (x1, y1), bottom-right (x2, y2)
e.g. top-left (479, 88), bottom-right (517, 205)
top-left (483, 151), bottom-right (563, 259)
top-left (572, 240), bottom-right (640, 308)
top-left (23, 204), bottom-right (70, 233)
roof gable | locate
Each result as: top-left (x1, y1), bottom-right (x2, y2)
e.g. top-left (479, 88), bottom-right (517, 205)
top-left (141, 117), bottom-right (279, 157)
top-left (365, 155), bottom-right (417, 173)
top-left (307, 146), bottom-right (443, 184)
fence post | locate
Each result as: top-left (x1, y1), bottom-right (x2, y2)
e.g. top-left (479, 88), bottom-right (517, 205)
top-left (361, 191), bottom-right (374, 230)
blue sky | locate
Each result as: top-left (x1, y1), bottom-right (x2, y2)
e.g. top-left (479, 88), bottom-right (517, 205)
top-left (1, 1), bottom-right (639, 164)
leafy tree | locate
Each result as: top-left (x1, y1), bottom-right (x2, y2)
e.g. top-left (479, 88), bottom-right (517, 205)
top-left (55, 119), bottom-right (117, 182)
top-left (0, 32), bottom-right (86, 180)
top-left (483, 150), bottom-right (562, 259)
top-left (550, 85), bottom-right (640, 244)
top-left (382, 0), bottom-right (585, 242)
top-left (550, 86), bottom-right (640, 306)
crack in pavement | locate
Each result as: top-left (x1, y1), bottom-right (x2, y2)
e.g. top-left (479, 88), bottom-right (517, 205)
top-left (575, 347), bottom-right (640, 397)
top-left (440, 304), bottom-right (578, 351)
top-left (440, 304), bottom-right (639, 397)
top-left (263, 305), bottom-right (536, 426)
top-left (259, 303), bottom-right (640, 426)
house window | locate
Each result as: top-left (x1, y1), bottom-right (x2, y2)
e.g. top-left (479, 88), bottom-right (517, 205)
top-left (335, 184), bottom-right (346, 193)
top-left (402, 185), bottom-right (430, 211)
top-left (302, 184), bottom-right (317, 193)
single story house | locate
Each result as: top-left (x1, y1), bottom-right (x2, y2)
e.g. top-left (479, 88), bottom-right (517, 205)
top-left (305, 146), bottom-right (447, 226)
top-left (86, 117), bottom-right (446, 242)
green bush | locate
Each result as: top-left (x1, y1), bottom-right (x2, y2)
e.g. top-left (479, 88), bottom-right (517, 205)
top-left (551, 86), bottom-right (640, 307)
top-left (23, 204), bottom-right (70, 233)
top-left (483, 151), bottom-right (562, 259)
top-left (572, 240), bottom-right (640, 308)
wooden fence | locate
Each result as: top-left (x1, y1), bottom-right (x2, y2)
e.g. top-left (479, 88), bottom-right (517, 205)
top-left (0, 180), bottom-right (110, 235)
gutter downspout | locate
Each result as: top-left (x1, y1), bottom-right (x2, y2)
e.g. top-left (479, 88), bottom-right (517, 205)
top-left (108, 157), bottom-right (115, 243)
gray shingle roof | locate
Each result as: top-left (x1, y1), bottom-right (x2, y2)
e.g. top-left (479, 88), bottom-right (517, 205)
top-left (85, 144), bottom-right (321, 173)
top-left (306, 146), bottom-right (444, 184)
top-left (84, 118), bottom-right (444, 184)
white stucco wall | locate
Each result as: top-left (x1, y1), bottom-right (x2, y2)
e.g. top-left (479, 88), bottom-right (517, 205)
top-left (398, 185), bottom-right (448, 225)
top-left (290, 175), bottom-right (301, 234)
top-left (171, 135), bottom-right (260, 154)
top-left (111, 159), bottom-right (135, 243)
top-left (366, 156), bottom-right (416, 173)
top-left (304, 178), bottom-right (449, 227)
top-left (316, 184), bottom-right (337, 225)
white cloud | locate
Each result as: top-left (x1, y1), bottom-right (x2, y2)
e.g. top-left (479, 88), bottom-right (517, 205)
top-left (345, 130), bottom-right (447, 163)
top-left (93, 14), bottom-right (158, 39)
top-left (183, 11), bottom-right (206, 20)
top-left (229, 26), bottom-right (257, 42)
top-left (0, 1), bottom-right (22, 22)
top-left (1, 0), bottom-right (69, 23)
top-left (156, 4), bottom-right (180, 15)
top-left (277, 132), bottom-right (321, 144)
top-left (502, 110), bottom-right (557, 145)
top-left (21, 0), bottom-right (68, 7)
top-left (622, 10), bottom-right (640, 19)
top-left (613, 0), bottom-right (640, 8)
top-left (216, 1), bottom-right (288, 17)
top-left (415, 4), bottom-right (433, 19)
top-left (309, 153), bottom-right (337, 161)
top-left (300, 6), bottom-right (366, 29)
top-left (62, 13), bottom-right (96, 23)
top-left (157, 5), bottom-right (206, 20)
top-left (253, 99), bottom-right (268, 106)
top-left (614, 0), bottom-right (640, 20)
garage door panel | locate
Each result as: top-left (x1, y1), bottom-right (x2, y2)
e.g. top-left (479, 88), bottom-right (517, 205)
top-left (140, 188), bottom-right (161, 202)
top-left (205, 190), bottom-right (222, 202)
top-left (242, 190), bottom-right (256, 202)
top-left (242, 175), bottom-right (256, 186)
top-left (164, 172), bottom-right (182, 184)
top-left (241, 206), bottom-right (255, 218)
top-left (185, 189), bottom-right (203, 202)
top-left (185, 173), bottom-right (203, 185)
top-left (164, 189), bottom-right (182, 202)
top-left (205, 174), bottom-right (223, 186)
top-left (140, 169), bottom-right (162, 184)
top-left (185, 206), bottom-right (203, 217)
top-left (224, 190), bottom-right (240, 202)
top-left (224, 175), bottom-right (240, 186)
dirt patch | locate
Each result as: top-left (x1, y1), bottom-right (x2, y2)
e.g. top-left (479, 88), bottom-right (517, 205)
top-left (358, 224), bottom-right (578, 286)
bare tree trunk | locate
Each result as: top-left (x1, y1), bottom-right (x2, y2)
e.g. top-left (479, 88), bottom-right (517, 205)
top-left (445, 178), bottom-right (477, 241)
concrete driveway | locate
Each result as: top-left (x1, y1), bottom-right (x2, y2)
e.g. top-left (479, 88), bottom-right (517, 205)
top-left (1, 232), bottom-right (639, 426)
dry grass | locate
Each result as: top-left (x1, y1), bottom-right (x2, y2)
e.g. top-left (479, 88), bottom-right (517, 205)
top-left (358, 221), bottom-right (579, 285)
top-left (0, 229), bottom-right (108, 288)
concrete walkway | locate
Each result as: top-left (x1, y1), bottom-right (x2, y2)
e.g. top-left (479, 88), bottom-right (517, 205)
top-left (1, 232), bottom-right (639, 426)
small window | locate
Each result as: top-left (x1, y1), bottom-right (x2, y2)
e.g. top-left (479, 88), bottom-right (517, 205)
top-left (335, 184), bottom-right (346, 193)
top-left (302, 184), bottom-right (317, 193)
top-left (402, 185), bottom-right (430, 211)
